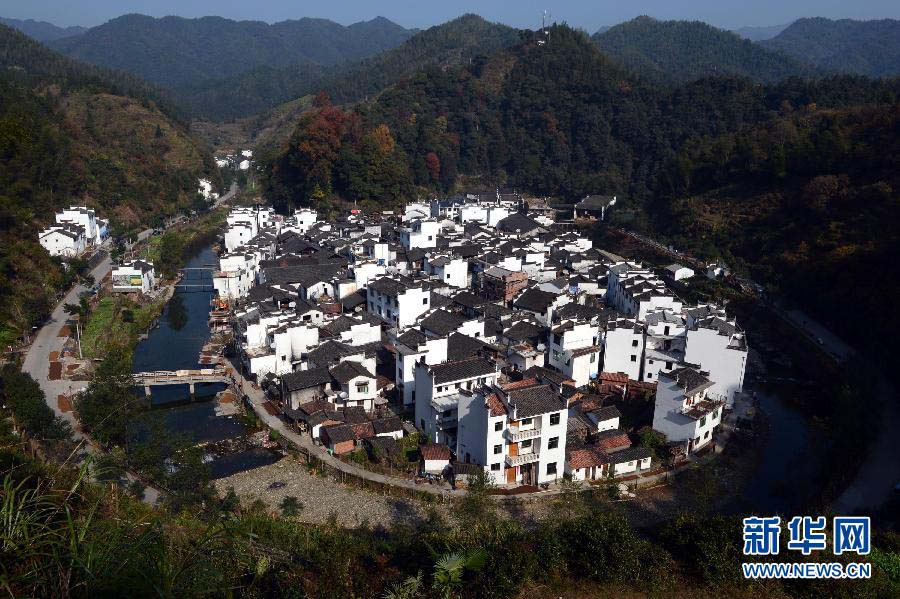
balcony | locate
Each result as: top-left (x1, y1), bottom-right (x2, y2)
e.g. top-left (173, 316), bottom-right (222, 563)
top-left (505, 426), bottom-right (542, 442)
top-left (506, 451), bottom-right (540, 467)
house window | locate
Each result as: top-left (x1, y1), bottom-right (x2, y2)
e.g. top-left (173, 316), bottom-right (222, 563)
top-left (550, 412), bottom-right (561, 426)
top-left (521, 439), bottom-right (532, 449)
top-left (630, 355), bottom-right (636, 362)
top-left (666, 361), bottom-right (673, 369)
top-left (490, 463), bottom-right (500, 471)
top-left (494, 422), bottom-right (503, 432)
top-left (422, 297), bottom-right (428, 305)
top-left (548, 437), bottom-right (559, 449)
top-left (521, 418), bottom-right (533, 426)
top-left (356, 383), bottom-right (369, 394)
top-left (493, 444), bottom-right (502, 454)
top-left (700, 415), bottom-right (707, 426)
top-left (547, 462), bottom-right (557, 475)
top-left (647, 373), bottom-right (652, 379)
top-left (704, 430), bottom-right (710, 439)
top-left (648, 359), bottom-right (654, 365)
top-left (632, 339), bottom-right (638, 347)
top-left (590, 353), bottom-right (596, 363)
top-left (713, 409), bottom-right (720, 419)
top-left (664, 326), bottom-right (670, 335)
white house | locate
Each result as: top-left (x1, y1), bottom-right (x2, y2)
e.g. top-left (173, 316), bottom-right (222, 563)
top-left (393, 329), bottom-right (448, 406)
top-left (602, 317), bottom-right (644, 380)
top-left (56, 206), bottom-right (101, 246)
top-left (652, 367), bottom-right (724, 454)
top-left (607, 262), bottom-right (682, 321)
top-left (111, 260), bottom-right (155, 294)
top-left (38, 225), bottom-right (86, 257)
top-left (684, 315), bottom-right (748, 406)
top-left (414, 357), bottom-right (498, 448)
top-left (425, 255), bottom-right (468, 288)
top-left (367, 276), bottom-right (430, 329)
top-left (399, 219), bottom-right (440, 250)
top-left (456, 383), bottom-right (568, 486)
top-left (293, 208), bottom-right (318, 232)
top-left (329, 361), bottom-right (377, 412)
top-left (665, 263), bottom-right (695, 281)
top-left (547, 320), bottom-right (601, 388)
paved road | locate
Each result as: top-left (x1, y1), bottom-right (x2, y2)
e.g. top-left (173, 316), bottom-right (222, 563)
top-left (212, 181), bottom-right (238, 209)
top-left (20, 251), bottom-right (161, 504)
top-left (22, 252), bottom-right (112, 421)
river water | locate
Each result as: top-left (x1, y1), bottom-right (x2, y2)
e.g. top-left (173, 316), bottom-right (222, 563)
top-left (131, 244), bottom-right (279, 478)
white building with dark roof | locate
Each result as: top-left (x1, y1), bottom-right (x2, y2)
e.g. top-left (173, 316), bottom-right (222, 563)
top-left (111, 260), bottom-right (155, 293)
top-left (652, 367), bottom-right (724, 454)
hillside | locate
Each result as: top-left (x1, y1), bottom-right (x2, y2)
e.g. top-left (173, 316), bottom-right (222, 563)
top-left (265, 25), bottom-right (900, 351)
top-left (647, 104), bottom-right (900, 351)
top-left (0, 17), bottom-right (86, 41)
top-left (184, 14), bottom-right (520, 123)
top-left (761, 17), bottom-right (900, 77)
top-left (0, 24), bottom-right (217, 343)
top-left (49, 14), bottom-right (413, 91)
top-left (593, 16), bottom-right (811, 84)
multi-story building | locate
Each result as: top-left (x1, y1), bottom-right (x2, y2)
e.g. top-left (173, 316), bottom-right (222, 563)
top-left (367, 276), bottom-right (430, 328)
top-left (547, 320), bottom-right (601, 388)
top-left (684, 313), bottom-right (748, 406)
top-left (111, 260), bottom-right (155, 294)
top-left (456, 382), bottom-right (568, 486)
top-left (414, 357), bottom-right (498, 448)
top-left (652, 367), bottom-right (724, 454)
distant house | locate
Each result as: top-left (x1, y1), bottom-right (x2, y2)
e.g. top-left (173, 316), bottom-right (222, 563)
top-left (574, 195), bottom-right (616, 220)
top-left (665, 264), bottom-right (695, 281)
top-left (111, 261), bottom-right (156, 294)
top-left (38, 225), bottom-right (86, 257)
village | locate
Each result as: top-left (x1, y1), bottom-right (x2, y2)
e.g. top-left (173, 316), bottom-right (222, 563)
top-left (200, 190), bottom-right (750, 495)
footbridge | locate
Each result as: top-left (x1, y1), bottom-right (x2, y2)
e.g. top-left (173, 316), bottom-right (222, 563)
top-left (133, 367), bottom-right (231, 396)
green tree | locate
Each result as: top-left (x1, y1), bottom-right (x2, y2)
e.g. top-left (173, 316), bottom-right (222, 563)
top-left (279, 496), bottom-right (303, 517)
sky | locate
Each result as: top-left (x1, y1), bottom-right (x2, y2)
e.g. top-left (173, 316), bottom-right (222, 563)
top-left (2, 0), bottom-right (899, 31)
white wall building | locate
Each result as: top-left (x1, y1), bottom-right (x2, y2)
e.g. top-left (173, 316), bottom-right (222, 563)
top-left (367, 277), bottom-right (430, 329)
top-left (456, 383), bottom-right (568, 486)
top-left (652, 367), bottom-right (724, 454)
top-left (399, 219), bottom-right (440, 250)
top-left (547, 320), bottom-right (601, 388)
top-left (111, 260), bottom-right (155, 293)
top-left (684, 315), bottom-right (748, 406)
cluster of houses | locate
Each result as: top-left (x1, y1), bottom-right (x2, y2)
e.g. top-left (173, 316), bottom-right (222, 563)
top-left (215, 149), bottom-right (254, 172)
top-left (38, 206), bottom-right (108, 258)
top-left (214, 189), bottom-right (748, 488)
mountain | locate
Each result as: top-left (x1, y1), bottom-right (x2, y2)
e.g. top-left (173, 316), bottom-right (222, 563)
top-left (0, 24), bottom-right (217, 343)
top-left (732, 23), bottom-right (790, 41)
top-left (760, 17), bottom-right (900, 77)
top-left (0, 17), bottom-right (86, 42)
top-left (592, 16), bottom-right (812, 84)
top-left (183, 14), bottom-right (519, 123)
top-left (265, 25), bottom-right (900, 352)
top-left (48, 14), bottom-right (414, 91)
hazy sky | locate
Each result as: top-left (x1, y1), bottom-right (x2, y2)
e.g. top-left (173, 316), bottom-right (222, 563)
top-left (3, 0), bottom-right (899, 31)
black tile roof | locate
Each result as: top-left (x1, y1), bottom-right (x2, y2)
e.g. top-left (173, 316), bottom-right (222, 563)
top-left (420, 309), bottom-right (466, 336)
top-left (514, 288), bottom-right (558, 313)
top-left (429, 357), bottom-right (496, 384)
top-left (508, 384), bottom-right (566, 418)
top-left (330, 361), bottom-right (375, 383)
top-left (282, 367), bottom-right (332, 392)
top-left (447, 332), bottom-right (492, 361)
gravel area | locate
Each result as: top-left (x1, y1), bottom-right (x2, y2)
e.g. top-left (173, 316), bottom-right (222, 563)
top-left (214, 458), bottom-right (447, 528)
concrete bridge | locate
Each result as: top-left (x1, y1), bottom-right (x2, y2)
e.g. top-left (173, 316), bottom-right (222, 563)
top-left (133, 368), bottom-right (231, 396)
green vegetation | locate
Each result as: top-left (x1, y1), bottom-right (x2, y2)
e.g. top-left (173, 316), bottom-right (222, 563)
top-left (266, 24), bottom-right (899, 359)
top-left (48, 14), bottom-right (414, 117)
top-left (761, 17), bottom-right (900, 77)
top-left (0, 366), bottom-right (71, 441)
top-left (78, 295), bottom-right (162, 358)
top-left (0, 16), bottom-right (86, 42)
top-left (0, 23), bottom-right (219, 347)
top-left (593, 16), bottom-right (813, 84)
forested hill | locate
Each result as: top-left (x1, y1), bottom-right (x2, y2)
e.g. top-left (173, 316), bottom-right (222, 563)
top-left (48, 14), bottom-right (414, 91)
top-left (760, 17), bottom-right (900, 77)
top-left (0, 24), bottom-right (218, 344)
top-left (264, 24), bottom-right (900, 352)
top-left (592, 16), bottom-right (812, 84)
top-left (0, 17), bottom-right (86, 42)
top-left (183, 14), bottom-right (520, 122)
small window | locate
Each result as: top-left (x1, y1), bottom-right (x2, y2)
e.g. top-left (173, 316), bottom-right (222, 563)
top-left (493, 444), bottom-right (502, 454)
top-left (632, 339), bottom-right (638, 347)
top-left (704, 430), bottom-right (710, 439)
top-left (666, 361), bottom-right (673, 369)
top-left (422, 297), bottom-right (428, 305)
top-left (648, 359), bottom-right (654, 365)
top-left (590, 353), bottom-right (596, 363)
top-left (548, 437), bottom-right (558, 449)
top-left (630, 355), bottom-right (636, 362)
top-left (494, 422), bottom-right (503, 432)
top-left (521, 418), bottom-right (533, 426)
top-left (700, 415), bottom-right (707, 426)
top-left (547, 462), bottom-right (557, 475)
top-left (356, 383), bottom-right (369, 394)
top-left (521, 439), bottom-right (532, 448)
top-left (647, 373), bottom-right (652, 379)
top-left (664, 326), bottom-right (670, 335)
top-left (490, 463), bottom-right (500, 471)
top-left (550, 412), bottom-right (561, 426)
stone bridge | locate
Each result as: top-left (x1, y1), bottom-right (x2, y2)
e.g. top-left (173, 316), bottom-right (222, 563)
top-left (133, 367), bottom-right (231, 396)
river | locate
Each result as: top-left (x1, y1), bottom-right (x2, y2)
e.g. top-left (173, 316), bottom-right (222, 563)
top-left (131, 244), bottom-right (279, 478)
